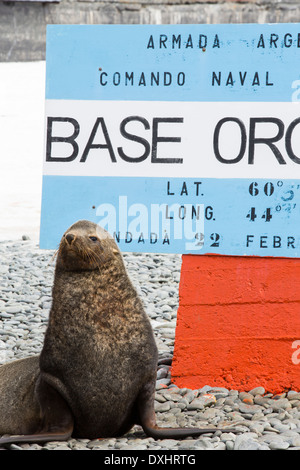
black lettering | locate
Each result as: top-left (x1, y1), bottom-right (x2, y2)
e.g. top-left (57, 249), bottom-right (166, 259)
top-left (80, 118), bottom-right (116, 163)
top-left (99, 72), bottom-right (108, 86)
top-left (114, 232), bottom-right (120, 243)
top-left (160, 34), bottom-right (168, 48)
top-left (152, 118), bottom-right (183, 164)
top-left (266, 71), bottom-right (273, 86)
top-left (285, 118), bottom-right (300, 164)
top-left (163, 233), bottom-right (170, 244)
top-left (139, 73), bottom-right (146, 86)
top-left (270, 33), bottom-right (279, 48)
top-left (177, 72), bottom-right (185, 86)
top-left (257, 34), bottom-right (265, 48)
top-left (205, 206), bottom-right (213, 220)
top-left (213, 117), bottom-right (246, 164)
top-left (125, 72), bottom-right (134, 86)
top-left (273, 236), bottom-right (281, 248)
top-left (260, 236), bottom-right (268, 248)
top-left (180, 182), bottom-right (188, 196)
top-left (165, 205), bottom-right (174, 220)
top-left (252, 72), bottom-right (260, 86)
top-left (179, 206), bottom-right (186, 219)
top-left (194, 181), bottom-right (202, 196)
top-left (46, 117), bottom-right (79, 162)
top-left (199, 35), bottom-right (207, 49)
top-left (186, 34), bottom-right (193, 48)
top-left (212, 71), bottom-right (221, 86)
top-left (125, 232), bottom-right (132, 243)
top-left (172, 35), bottom-right (181, 48)
top-left (138, 233), bottom-right (145, 243)
top-left (118, 116), bottom-right (151, 163)
top-left (150, 233), bottom-right (157, 243)
top-left (167, 181), bottom-right (174, 195)
top-left (213, 34), bottom-right (220, 48)
top-left (287, 236), bottom-right (295, 248)
top-left (113, 72), bottom-right (121, 86)
top-left (151, 72), bottom-right (159, 86)
top-left (226, 72), bottom-right (234, 86)
top-left (248, 118), bottom-right (285, 165)
top-left (284, 33), bottom-right (293, 47)
top-left (239, 71), bottom-right (247, 86)
top-left (191, 205), bottom-right (200, 219)
top-left (147, 35), bottom-right (155, 49)
top-left (246, 235), bottom-right (254, 246)
top-left (164, 72), bottom-right (172, 86)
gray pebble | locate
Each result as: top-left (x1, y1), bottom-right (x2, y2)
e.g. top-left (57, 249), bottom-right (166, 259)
top-left (239, 440), bottom-right (265, 450)
top-left (220, 432), bottom-right (236, 442)
top-left (239, 403), bottom-right (264, 415)
top-left (5, 306), bottom-right (22, 314)
top-left (226, 440), bottom-right (235, 450)
top-left (1, 242), bottom-right (300, 450)
top-left (234, 433), bottom-right (260, 450)
top-left (270, 398), bottom-right (291, 411)
top-left (249, 386), bottom-right (265, 396)
top-left (269, 439), bottom-right (290, 450)
top-left (157, 439), bottom-right (178, 448)
top-left (155, 402), bottom-right (171, 412)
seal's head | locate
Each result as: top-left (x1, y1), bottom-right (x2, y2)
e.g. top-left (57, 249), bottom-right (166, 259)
top-left (56, 220), bottom-right (120, 272)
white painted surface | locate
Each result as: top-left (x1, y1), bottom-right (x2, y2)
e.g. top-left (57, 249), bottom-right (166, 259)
top-left (0, 62), bottom-right (45, 241)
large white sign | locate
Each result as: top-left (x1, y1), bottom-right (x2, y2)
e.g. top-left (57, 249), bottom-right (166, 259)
top-left (41, 24), bottom-right (300, 256)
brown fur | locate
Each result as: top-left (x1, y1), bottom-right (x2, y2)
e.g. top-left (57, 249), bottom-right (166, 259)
top-left (40, 220), bottom-right (158, 438)
top-left (0, 220), bottom-right (235, 446)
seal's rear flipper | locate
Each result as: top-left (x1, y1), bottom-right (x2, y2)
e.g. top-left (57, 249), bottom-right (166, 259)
top-left (0, 428), bottom-right (73, 447)
top-left (137, 380), bottom-right (239, 439)
top-left (0, 377), bottom-right (74, 448)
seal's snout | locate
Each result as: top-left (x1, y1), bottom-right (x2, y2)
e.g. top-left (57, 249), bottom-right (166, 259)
top-left (65, 233), bottom-right (76, 245)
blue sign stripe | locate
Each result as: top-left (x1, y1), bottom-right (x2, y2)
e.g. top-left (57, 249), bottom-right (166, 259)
top-left (40, 175), bottom-right (300, 256)
top-left (46, 24), bottom-right (300, 102)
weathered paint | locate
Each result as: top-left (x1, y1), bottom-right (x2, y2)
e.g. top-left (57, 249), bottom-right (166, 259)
top-left (171, 254), bottom-right (300, 393)
top-left (42, 24), bottom-right (300, 255)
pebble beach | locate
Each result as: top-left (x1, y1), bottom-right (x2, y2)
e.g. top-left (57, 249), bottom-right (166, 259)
top-left (1, 238), bottom-right (300, 451)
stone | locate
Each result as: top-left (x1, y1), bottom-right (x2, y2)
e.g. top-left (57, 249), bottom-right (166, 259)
top-left (154, 402), bottom-right (171, 412)
top-left (5, 306), bottom-right (22, 314)
top-left (239, 392), bottom-right (254, 402)
top-left (234, 433), bottom-right (260, 450)
top-left (157, 439), bottom-right (178, 448)
top-left (239, 403), bottom-right (264, 415)
top-left (269, 439), bottom-right (290, 450)
top-left (238, 439), bottom-right (263, 450)
top-left (249, 386), bottom-right (265, 396)
top-left (187, 394), bottom-right (216, 410)
top-left (254, 395), bottom-right (270, 406)
top-left (270, 398), bottom-right (292, 411)
top-left (220, 432), bottom-right (236, 442)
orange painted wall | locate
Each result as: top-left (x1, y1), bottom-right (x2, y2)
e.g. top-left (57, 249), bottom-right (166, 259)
top-left (171, 255), bottom-right (300, 393)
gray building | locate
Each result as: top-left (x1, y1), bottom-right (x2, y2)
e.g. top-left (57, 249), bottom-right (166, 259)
top-left (1, 0), bottom-right (300, 61)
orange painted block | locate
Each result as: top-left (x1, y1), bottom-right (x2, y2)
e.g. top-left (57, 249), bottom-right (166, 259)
top-left (178, 255), bottom-right (300, 305)
top-left (171, 255), bottom-right (300, 393)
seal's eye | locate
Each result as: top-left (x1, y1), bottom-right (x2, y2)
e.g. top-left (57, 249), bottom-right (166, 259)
top-left (89, 236), bottom-right (98, 242)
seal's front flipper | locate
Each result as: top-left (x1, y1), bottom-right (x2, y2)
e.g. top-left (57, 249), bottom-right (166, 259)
top-left (137, 380), bottom-right (235, 439)
top-left (0, 377), bottom-right (74, 447)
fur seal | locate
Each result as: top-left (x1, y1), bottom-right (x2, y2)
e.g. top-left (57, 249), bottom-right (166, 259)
top-left (0, 220), bottom-right (234, 446)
